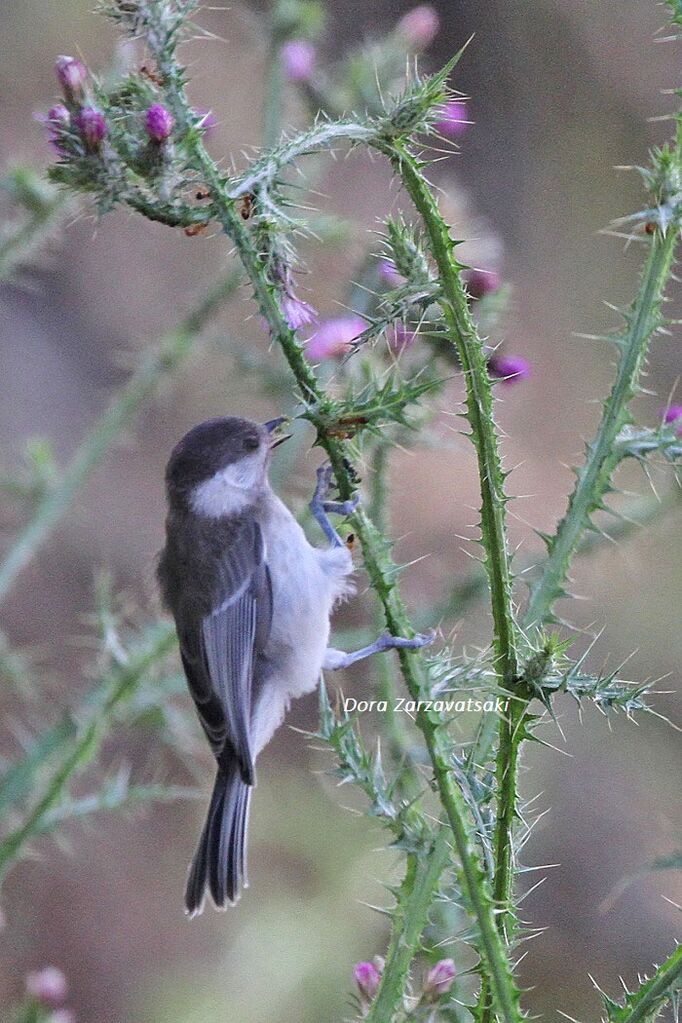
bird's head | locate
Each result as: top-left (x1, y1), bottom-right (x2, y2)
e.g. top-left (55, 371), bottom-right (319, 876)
top-left (165, 416), bottom-right (289, 517)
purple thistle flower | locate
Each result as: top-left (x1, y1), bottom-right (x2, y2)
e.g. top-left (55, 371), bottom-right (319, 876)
top-left (423, 958), bottom-right (456, 1000)
top-left (39, 105), bottom-right (71, 152)
top-left (353, 961), bottom-right (382, 1003)
top-left (464, 267), bottom-right (501, 300)
top-left (26, 967), bottom-right (68, 1008)
top-left (281, 293), bottom-right (317, 331)
top-left (662, 404), bottom-right (682, 435)
top-left (378, 258), bottom-right (404, 287)
top-left (434, 99), bottom-right (469, 138)
top-left (281, 40), bottom-right (316, 82)
top-left (396, 5), bottom-right (440, 49)
top-left (55, 56), bottom-right (88, 103)
top-left (488, 352), bottom-right (531, 385)
top-left (305, 315), bottom-right (365, 361)
top-left (145, 103), bottom-right (174, 143)
top-left (76, 107), bottom-right (107, 151)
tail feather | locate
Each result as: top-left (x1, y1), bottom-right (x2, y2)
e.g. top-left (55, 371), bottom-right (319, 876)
top-left (185, 763), bottom-right (251, 916)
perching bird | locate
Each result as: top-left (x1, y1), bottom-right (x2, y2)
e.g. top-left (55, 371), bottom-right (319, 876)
top-left (157, 416), bottom-right (430, 915)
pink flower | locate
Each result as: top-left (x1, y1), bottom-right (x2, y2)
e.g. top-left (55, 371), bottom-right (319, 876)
top-left (662, 404), bottom-right (682, 435)
top-left (38, 105), bottom-right (70, 152)
top-left (396, 5), bottom-right (440, 49)
top-left (26, 967), bottom-right (68, 1008)
top-left (463, 268), bottom-right (501, 300)
top-left (423, 958), bottom-right (456, 1000)
top-left (145, 103), bottom-right (174, 142)
top-left (55, 56), bottom-right (87, 103)
top-left (488, 352), bottom-right (531, 385)
top-left (435, 100), bottom-right (469, 138)
top-left (353, 961), bottom-right (382, 1003)
top-left (281, 40), bottom-right (316, 82)
top-left (378, 258), bottom-right (403, 287)
top-left (305, 315), bottom-right (365, 361)
top-left (76, 107), bottom-right (107, 150)
top-left (281, 293), bottom-right (317, 331)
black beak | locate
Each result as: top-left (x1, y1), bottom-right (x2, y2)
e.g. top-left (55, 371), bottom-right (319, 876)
top-left (263, 417), bottom-right (292, 449)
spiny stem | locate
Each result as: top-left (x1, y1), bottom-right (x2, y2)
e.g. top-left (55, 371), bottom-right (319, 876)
top-left (0, 622), bottom-right (176, 882)
top-left (0, 268), bottom-right (241, 604)
top-left (365, 830), bottom-right (452, 1023)
top-left (610, 944), bottom-right (682, 1023)
top-left (524, 226), bottom-right (680, 631)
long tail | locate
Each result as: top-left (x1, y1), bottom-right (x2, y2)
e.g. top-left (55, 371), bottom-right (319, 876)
top-left (185, 762), bottom-right (251, 916)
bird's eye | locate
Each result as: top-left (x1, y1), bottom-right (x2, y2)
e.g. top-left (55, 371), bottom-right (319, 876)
top-left (243, 435), bottom-right (260, 452)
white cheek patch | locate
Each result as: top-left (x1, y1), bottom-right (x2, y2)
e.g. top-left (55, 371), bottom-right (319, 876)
top-left (190, 453), bottom-right (264, 518)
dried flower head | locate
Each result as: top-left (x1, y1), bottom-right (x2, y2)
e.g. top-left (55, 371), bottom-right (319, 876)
top-left (145, 103), bottom-right (174, 142)
top-left (281, 39), bottom-right (316, 82)
top-left (305, 315), bottom-right (365, 361)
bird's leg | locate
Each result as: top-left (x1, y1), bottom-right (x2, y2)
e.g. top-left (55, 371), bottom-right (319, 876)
top-left (310, 463), bottom-right (360, 548)
top-left (323, 630), bottom-right (435, 670)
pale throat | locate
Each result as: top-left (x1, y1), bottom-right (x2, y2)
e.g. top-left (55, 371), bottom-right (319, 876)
top-left (190, 454), bottom-right (265, 518)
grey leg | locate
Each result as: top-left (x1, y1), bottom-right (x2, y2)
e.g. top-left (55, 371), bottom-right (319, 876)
top-left (310, 464), bottom-right (360, 548)
top-left (323, 630), bottom-right (435, 670)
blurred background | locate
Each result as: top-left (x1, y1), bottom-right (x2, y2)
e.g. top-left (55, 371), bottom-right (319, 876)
top-left (1, 1), bottom-right (681, 1020)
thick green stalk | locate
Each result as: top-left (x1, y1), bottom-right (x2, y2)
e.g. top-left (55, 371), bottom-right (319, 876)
top-left (524, 228), bottom-right (679, 631)
top-left (0, 622), bottom-right (176, 882)
top-left (365, 830), bottom-right (452, 1023)
top-left (0, 269), bottom-right (240, 604)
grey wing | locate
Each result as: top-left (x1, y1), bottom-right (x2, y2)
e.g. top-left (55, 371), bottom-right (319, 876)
top-left (180, 521), bottom-right (272, 785)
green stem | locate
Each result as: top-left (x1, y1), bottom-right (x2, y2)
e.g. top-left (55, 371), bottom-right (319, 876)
top-left (0, 168), bottom-right (72, 282)
top-left (524, 228), bottom-right (679, 631)
top-left (365, 830), bottom-right (452, 1023)
top-left (0, 269), bottom-right (241, 604)
top-left (0, 622), bottom-right (176, 882)
top-left (611, 944), bottom-right (682, 1023)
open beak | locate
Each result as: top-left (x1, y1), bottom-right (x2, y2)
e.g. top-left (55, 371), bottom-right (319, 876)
top-left (263, 417), bottom-right (292, 449)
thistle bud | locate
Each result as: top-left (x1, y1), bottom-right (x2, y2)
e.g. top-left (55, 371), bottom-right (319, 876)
top-left (55, 56), bottom-right (88, 103)
top-left (76, 107), bottom-right (107, 151)
top-left (396, 5), bottom-right (440, 49)
top-left (281, 40), bottom-right (316, 82)
top-left (463, 267), bottom-right (501, 300)
top-left (662, 404), bottom-right (682, 435)
top-left (145, 103), bottom-right (174, 143)
top-left (25, 967), bottom-right (68, 1008)
top-left (488, 352), bottom-right (531, 385)
top-left (423, 958), bottom-right (456, 1000)
top-left (434, 99), bottom-right (469, 138)
top-left (353, 960), bottom-right (382, 1003)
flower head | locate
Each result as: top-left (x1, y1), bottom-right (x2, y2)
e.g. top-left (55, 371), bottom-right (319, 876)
top-left (662, 404), bottom-right (682, 435)
top-left (145, 103), bottom-right (174, 142)
top-left (281, 293), bottom-right (317, 331)
top-left (76, 107), bottom-right (107, 151)
top-left (396, 5), bottom-right (440, 49)
top-left (423, 958), bottom-right (456, 1001)
top-left (55, 56), bottom-right (88, 103)
top-left (305, 315), bottom-right (365, 361)
top-left (463, 267), bottom-right (501, 300)
top-left (39, 105), bottom-right (71, 152)
top-left (281, 39), bottom-right (316, 82)
top-left (353, 961), bottom-right (382, 1003)
top-left (26, 967), bottom-right (68, 1008)
top-left (434, 99), bottom-right (469, 138)
top-left (488, 352), bottom-right (531, 385)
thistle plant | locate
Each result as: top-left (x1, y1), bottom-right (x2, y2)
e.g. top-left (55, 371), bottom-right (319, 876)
top-left (1, 1), bottom-right (681, 1021)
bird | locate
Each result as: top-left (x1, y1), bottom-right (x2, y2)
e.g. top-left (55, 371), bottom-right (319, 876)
top-left (157, 415), bottom-right (431, 915)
